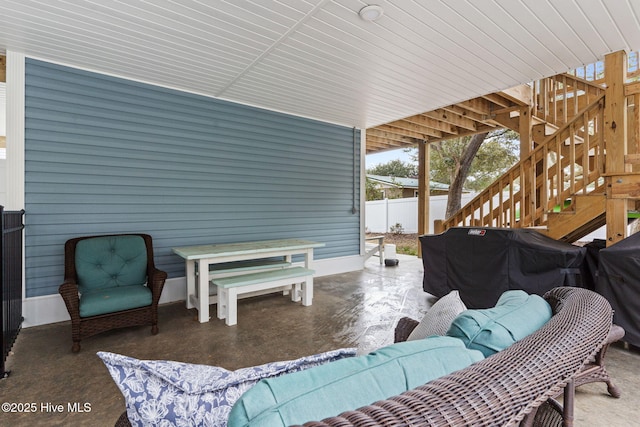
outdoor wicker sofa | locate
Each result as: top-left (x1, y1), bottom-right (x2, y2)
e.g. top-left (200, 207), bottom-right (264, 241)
top-left (114, 287), bottom-right (615, 426)
top-left (302, 287), bottom-right (615, 427)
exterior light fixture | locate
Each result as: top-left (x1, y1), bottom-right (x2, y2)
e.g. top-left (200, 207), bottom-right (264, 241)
top-left (358, 5), bottom-right (384, 22)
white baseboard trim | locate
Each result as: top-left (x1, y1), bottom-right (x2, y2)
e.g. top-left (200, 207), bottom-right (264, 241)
top-left (21, 255), bottom-right (364, 327)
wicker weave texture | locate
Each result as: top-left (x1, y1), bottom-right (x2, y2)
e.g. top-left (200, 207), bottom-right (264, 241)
top-left (301, 287), bottom-right (613, 427)
top-left (58, 233), bottom-right (167, 352)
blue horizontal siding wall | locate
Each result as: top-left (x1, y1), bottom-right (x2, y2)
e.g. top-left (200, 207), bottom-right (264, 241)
top-left (24, 59), bottom-right (360, 297)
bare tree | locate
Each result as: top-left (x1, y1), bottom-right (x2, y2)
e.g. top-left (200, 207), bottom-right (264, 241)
top-left (431, 132), bottom-right (489, 218)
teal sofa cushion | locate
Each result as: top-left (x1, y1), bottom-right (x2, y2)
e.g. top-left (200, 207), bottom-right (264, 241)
top-left (79, 285), bottom-right (152, 317)
top-left (446, 290), bottom-right (552, 357)
top-left (75, 235), bottom-right (148, 292)
top-left (98, 348), bottom-right (356, 427)
top-left (227, 336), bottom-right (484, 427)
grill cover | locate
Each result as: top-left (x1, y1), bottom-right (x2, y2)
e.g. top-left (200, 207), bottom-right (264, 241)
top-left (420, 227), bottom-right (586, 308)
top-left (595, 232), bottom-right (640, 347)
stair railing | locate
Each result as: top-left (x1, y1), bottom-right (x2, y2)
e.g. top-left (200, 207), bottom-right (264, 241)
top-left (532, 73), bottom-right (604, 127)
top-left (442, 94), bottom-right (606, 231)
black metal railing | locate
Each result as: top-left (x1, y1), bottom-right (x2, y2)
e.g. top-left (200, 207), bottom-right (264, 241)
top-left (1, 206), bottom-right (25, 378)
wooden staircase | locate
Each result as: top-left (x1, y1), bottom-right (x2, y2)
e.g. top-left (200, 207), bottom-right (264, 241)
top-left (440, 54), bottom-right (640, 242)
top-left (546, 195), bottom-right (606, 241)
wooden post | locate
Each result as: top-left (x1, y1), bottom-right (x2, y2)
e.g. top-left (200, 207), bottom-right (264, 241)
top-left (0, 55), bottom-right (5, 83)
top-left (417, 141), bottom-right (430, 257)
top-left (519, 106), bottom-right (533, 157)
top-left (604, 51), bottom-right (629, 246)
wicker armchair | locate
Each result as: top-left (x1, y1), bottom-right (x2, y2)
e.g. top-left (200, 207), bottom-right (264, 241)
top-left (59, 233), bottom-right (167, 352)
top-left (302, 287), bottom-right (615, 427)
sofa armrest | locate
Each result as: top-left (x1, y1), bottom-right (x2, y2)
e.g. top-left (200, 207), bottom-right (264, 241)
top-left (394, 317), bottom-right (419, 343)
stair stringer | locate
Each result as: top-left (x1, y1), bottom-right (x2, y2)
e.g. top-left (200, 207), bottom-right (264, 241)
top-left (545, 194), bottom-right (607, 242)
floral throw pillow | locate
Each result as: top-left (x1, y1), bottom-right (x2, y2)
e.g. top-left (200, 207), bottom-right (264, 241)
top-left (98, 348), bottom-right (357, 427)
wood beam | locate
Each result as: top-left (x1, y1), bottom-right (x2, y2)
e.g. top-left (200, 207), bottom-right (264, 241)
top-left (457, 97), bottom-right (494, 115)
top-left (422, 109), bottom-right (477, 131)
top-left (481, 93), bottom-right (513, 108)
top-left (625, 81), bottom-right (640, 96)
top-left (367, 137), bottom-right (415, 150)
top-left (519, 106), bottom-right (533, 157)
top-left (491, 112), bottom-right (520, 133)
top-left (374, 124), bottom-right (430, 140)
top-left (385, 119), bottom-right (443, 138)
top-left (499, 84), bottom-right (533, 106)
top-left (403, 114), bottom-right (458, 135)
top-left (441, 104), bottom-right (490, 124)
top-left (604, 50), bottom-right (629, 246)
top-left (367, 128), bottom-right (420, 144)
top-left (608, 173), bottom-right (640, 198)
top-left (418, 141), bottom-right (430, 256)
top-left (0, 55), bottom-right (5, 83)
top-left (366, 137), bottom-right (409, 151)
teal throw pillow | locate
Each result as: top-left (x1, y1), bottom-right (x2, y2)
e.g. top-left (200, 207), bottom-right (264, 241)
top-left (446, 290), bottom-right (552, 357)
top-left (227, 336), bottom-right (484, 427)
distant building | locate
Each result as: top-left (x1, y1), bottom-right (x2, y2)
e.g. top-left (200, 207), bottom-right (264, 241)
top-left (366, 174), bottom-right (450, 199)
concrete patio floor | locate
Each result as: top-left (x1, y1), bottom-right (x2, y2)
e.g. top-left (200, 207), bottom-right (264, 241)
top-left (1, 254), bottom-right (638, 426)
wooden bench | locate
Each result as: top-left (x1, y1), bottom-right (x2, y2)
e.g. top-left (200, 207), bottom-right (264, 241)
top-left (209, 259), bottom-right (292, 276)
top-left (212, 266), bottom-right (315, 326)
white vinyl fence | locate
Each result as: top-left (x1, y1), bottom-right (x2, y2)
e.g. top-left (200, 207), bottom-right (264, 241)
top-left (365, 194), bottom-right (476, 234)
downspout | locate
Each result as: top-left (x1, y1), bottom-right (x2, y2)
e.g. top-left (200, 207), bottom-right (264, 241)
top-left (352, 127), bottom-right (358, 214)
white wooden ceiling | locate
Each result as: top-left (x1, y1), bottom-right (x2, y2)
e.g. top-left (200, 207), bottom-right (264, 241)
top-left (1, 0), bottom-right (639, 130)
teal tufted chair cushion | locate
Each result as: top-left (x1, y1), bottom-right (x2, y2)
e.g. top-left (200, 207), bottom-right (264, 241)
top-left (75, 235), bottom-right (148, 293)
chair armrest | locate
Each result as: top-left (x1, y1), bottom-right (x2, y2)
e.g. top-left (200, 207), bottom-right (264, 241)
top-left (59, 281), bottom-right (81, 320)
top-left (394, 317), bottom-right (420, 343)
top-left (148, 267), bottom-right (168, 305)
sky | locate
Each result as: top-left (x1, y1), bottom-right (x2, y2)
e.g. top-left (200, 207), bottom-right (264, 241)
top-left (365, 147), bottom-right (415, 169)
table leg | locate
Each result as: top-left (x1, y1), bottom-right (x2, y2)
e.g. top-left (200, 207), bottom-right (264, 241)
top-left (226, 288), bottom-right (238, 326)
top-left (217, 286), bottom-right (227, 320)
top-left (302, 277), bottom-right (313, 306)
top-left (282, 254), bottom-right (294, 296)
top-left (185, 260), bottom-right (195, 309)
top-left (291, 283), bottom-right (301, 302)
top-left (197, 260), bottom-right (210, 323)
top-left (303, 249), bottom-right (314, 306)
